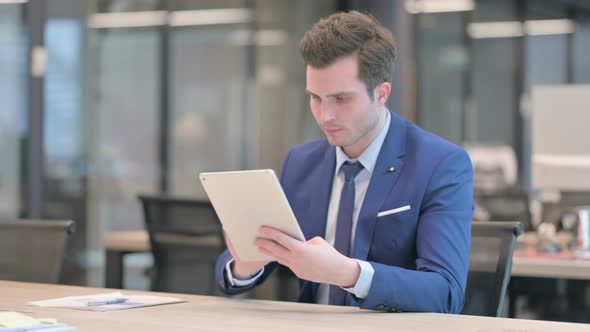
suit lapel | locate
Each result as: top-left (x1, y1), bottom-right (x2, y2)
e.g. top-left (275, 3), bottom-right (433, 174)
top-left (301, 144), bottom-right (335, 302)
top-left (353, 111), bottom-right (407, 261)
top-left (305, 145), bottom-right (336, 242)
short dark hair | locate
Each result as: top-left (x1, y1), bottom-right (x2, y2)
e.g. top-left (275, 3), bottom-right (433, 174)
top-left (299, 11), bottom-right (397, 97)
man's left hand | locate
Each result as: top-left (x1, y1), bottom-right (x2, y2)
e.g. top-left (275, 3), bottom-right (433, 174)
top-left (255, 226), bottom-right (360, 288)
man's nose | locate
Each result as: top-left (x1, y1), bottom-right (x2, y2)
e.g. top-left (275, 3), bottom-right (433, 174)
top-left (319, 104), bottom-right (336, 123)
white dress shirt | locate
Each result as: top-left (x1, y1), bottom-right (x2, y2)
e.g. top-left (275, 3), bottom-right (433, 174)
top-left (316, 110), bottom-right (390, 304)
top-left (226, 110), bottom-right (392, 303)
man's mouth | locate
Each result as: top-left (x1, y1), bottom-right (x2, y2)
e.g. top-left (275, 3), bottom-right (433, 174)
top-left (324, 128), bottom-right (342, 135)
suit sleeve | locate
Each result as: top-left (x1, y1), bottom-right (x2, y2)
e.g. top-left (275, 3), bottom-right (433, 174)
top-left (214, 250), bottom-right (279, 295)
top-left (214, 150), bottom-right (294, 295)
top-left (352, 149), bottom-right (473, 313)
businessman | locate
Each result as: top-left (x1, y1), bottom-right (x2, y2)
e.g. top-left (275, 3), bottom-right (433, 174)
top-left (215, 11), bottom-right (474, 313)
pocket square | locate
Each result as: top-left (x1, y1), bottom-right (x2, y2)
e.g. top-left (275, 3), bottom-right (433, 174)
top-left (377, 205), bottom-right (411, 218)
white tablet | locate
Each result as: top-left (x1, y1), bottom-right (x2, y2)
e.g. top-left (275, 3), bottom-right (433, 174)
top-left (199, 169), bottom-right (305, 261)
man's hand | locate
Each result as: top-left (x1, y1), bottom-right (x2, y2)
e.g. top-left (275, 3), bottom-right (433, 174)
top-left (255, 226), bottom-right (360, 287)
top-left (224, 231), bottom-right (270, 279)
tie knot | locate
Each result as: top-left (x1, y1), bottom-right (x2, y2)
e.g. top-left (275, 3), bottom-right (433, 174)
top-left (341, 161), bottom-right (364, 183)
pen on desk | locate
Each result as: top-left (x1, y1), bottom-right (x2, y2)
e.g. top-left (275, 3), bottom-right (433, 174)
top-left (87, 298), bottom-right (127, 306)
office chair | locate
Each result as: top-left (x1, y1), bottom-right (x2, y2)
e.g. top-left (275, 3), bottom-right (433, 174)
top-left (0, 219), bottom-right (75, 284)
top-left (138, 194), bottom-right (224, 295)
top-left (462, 221), bottom-right (524, 317)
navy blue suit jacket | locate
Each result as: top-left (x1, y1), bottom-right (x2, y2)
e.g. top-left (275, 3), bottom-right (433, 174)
top-left (215, 111), bottom-right (473, 313)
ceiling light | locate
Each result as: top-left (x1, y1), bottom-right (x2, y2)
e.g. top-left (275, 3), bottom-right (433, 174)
top-left (468, 21), bottom-right (523, 39)
top-left (88, 11), bottom-right (166, 29)
top-left (405, 0), bottom-right (474, 14)
top-left (525, 19), bottom-right (575, 36)
top-left (468, 19), bottom-right (575, 39)
top-left (169, 8), bottom-right (252, 27)
top-left (88, 8), bottom-right (253, 29)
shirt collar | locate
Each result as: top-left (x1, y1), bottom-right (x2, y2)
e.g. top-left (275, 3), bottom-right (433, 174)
top-left (335, 109), bottom-right (391, 175)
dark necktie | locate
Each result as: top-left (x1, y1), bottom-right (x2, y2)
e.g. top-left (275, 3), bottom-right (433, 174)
top-left (328, 161), bottom-right (364, 306)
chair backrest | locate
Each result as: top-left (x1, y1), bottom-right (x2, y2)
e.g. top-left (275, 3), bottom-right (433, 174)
top-left (474, 188), bottom-right (532, 230)
top-left (0, 219), bottom-right (75, 284)
top-left (462, 221), bottom-right (524, 317)
top-left (138, 194), bottom-right (224, 294)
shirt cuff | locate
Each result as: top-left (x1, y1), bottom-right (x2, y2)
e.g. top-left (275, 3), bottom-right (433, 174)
top-left (225, 258), bottom-right (265, 287)
top-left (341, 259), bottom-right (374, 299)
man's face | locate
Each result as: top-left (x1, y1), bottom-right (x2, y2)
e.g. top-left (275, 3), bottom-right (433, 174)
top-left (306, 53), bottom-right (386, 158)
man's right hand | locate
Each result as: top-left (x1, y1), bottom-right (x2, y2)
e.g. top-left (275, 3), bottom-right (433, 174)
top-left (225, 233), bottom-right (269, 279)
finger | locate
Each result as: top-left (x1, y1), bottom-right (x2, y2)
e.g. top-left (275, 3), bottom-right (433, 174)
top-left (257, 247), bottom-right (291, 268)
top-left (259, 246), bottom-right (289, 266)
top-left (255, 237), bottom-right (291, 262)
top-left (276, 258), bottom-right (290, 268)
top-left (259, 226), bottom-right (301, 251)
top-left (257, 247), bottom-right (276, 260)
top-left (225, 235), bottom-right (238, 255)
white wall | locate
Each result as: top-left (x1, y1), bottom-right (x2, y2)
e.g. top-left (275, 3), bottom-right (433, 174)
top-left (532, 85), bottom-right (590, 191)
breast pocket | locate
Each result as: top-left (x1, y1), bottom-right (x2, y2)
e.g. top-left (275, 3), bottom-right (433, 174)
top-left (370, 206), bottom-right (417, 265)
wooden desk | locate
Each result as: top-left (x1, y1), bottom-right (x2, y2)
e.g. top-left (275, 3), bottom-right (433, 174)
top-left (512, 256), bottom-right (590, 280)
top-left (103, 231), bottom-right (150, 289)
top-left (2, 281), bottom-right (589, 332)
top-left (510, 232), bottom-right (590, 280)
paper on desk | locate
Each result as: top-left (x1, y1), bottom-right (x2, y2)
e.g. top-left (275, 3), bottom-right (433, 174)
top-left (0, 312), bottom-right (73, 331)
top-left (30, 292), bottom-right (185, 312)
top-left (0, 312), bottom-right (42, 328)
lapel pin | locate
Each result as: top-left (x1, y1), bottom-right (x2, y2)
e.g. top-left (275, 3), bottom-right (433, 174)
top-left (388, 166), bottom-right (396, 173)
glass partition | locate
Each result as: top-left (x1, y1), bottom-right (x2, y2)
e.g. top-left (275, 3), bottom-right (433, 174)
top-left (0, 3), bottom-right (27, 218)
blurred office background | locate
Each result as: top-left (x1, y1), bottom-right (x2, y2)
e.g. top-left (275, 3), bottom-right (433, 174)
top-left (1, 0), bottom-right (590, 322)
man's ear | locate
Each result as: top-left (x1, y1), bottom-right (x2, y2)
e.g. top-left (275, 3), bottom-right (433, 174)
top-left (374, 82), bottom-right (391, 106)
